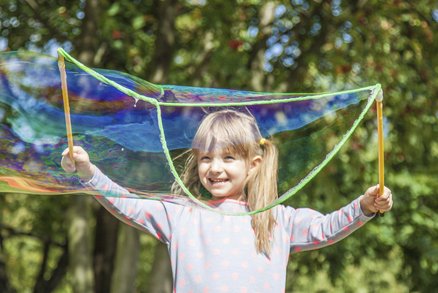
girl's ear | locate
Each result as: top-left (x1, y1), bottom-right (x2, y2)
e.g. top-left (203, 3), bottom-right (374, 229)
top-left (249, 155), bottom-right (262, 173)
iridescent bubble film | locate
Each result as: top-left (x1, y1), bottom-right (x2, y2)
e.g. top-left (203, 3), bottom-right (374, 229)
top-left (0, 50), bottom-right (379, 213)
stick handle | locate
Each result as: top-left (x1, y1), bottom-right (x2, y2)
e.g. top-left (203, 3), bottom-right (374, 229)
top-left (58, 55), bottom-right (74, 161)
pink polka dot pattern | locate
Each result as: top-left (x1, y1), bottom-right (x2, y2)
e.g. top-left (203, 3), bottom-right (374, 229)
top-left (87, 167), bottom-right (375, 292)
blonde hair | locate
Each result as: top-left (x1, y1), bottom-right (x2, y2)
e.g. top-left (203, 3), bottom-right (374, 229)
top-left (172, 109), bottom-right (279, 255)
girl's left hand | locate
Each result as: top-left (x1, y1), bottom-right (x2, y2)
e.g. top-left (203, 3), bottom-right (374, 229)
top-left (360, 185), bottom-right (393, 216)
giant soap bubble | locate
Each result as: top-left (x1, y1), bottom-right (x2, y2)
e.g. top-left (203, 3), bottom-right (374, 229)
top-left (0, 49), bottom-right (382, 214)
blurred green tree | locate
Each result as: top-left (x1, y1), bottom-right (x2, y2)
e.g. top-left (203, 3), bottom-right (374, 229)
top-left (0, 0), bottom-right (436, 292)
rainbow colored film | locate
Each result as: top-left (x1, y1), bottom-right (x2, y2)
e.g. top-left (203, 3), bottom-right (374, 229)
top-left (0, 50), bottom-right (380, 213)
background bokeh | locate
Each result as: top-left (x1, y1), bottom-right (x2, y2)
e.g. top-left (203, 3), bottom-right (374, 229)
top-left (0, 1), bottom-right (437, 292)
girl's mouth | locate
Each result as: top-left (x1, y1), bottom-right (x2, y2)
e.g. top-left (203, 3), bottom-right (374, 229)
top-left (208, 178), bottom-right (229, 184)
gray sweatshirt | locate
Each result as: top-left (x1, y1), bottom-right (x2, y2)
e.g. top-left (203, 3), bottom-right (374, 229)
top-left (86, 167), bottom-right (374, 293)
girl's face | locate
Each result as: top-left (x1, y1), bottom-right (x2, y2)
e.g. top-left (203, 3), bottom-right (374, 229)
top-left (197, 149), bottom-right (260, 200)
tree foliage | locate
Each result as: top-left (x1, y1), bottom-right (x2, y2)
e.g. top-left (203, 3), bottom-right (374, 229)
top-left (0, 0), bottom-right (437, 292)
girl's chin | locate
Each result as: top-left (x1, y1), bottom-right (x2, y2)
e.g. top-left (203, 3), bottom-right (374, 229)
top-left (209, 193), bottom-right (230, 199)
top-left (210, 194), bottom-right (244, 201)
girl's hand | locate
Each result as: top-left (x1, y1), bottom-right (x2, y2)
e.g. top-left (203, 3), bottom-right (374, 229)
top-left (61, 146), bottom-right (95, 181)
top-left (360, 185), bottom-right (393, 216)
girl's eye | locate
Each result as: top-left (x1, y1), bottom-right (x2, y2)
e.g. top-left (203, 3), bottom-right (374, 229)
top-left (200, 156), bottom-right (211, 161)
top-left (224, 155), bottom-right (235, 160)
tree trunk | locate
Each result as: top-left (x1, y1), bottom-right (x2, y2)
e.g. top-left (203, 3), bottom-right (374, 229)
top-left (148, 243), bottom-right (172, 293)
top-left (249, 2), bottom-right (276, 91)
top-left (68, 196), bottom-right (94, 293)
top-left (0, 246), bottom-right (15, 293)
top-left (110, 225), bottom-right (140, 293)
top-left (93, 206), bottom-right (120, 293)
top-left (0, 196), bottom-right (15, 293)
top-left (148, 0), bottom-right (178, 83)
top-left (77, 0), bottom-right (101, 65)
top-left (68, 0), bottom-right (102, 292)
top-left (144, 0), bottom-right (178, 291)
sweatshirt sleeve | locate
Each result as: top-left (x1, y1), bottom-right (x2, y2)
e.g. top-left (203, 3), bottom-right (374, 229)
top-left (282, 197), bottom-right (374, 253)
top-left (83, 167), bottom-right (182, 244)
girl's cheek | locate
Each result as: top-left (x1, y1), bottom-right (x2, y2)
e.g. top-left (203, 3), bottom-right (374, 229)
top-left (197, 164), bottom-right (208, 176)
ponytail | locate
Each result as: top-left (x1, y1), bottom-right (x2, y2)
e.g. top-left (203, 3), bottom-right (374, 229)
top-left (246, 139), bottom-right (278, 256)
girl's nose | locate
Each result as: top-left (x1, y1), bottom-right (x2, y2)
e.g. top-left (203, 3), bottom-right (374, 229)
top-left (209, 159), bottom-right (223, 173)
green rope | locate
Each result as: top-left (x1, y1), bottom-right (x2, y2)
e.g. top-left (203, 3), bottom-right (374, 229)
top-left (256, 84), bottom-right (381, 212)
top-left (57, 48), bottom-right (161, 106)
top-left (57, 47), bottom-right (381, 216)
top-left (58, 48), bottom-right (376, 107)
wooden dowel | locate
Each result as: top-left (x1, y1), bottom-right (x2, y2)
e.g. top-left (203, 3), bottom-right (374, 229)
top-left (58, 54), bottom-right (74, 161)
top-left (376, 90), bottom-right (385, 216)
top-left (376, 99), bottom-right (384, 196)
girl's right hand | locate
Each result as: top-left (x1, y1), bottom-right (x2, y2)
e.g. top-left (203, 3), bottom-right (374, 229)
top-left (61, 146), bottom-right (95, 181)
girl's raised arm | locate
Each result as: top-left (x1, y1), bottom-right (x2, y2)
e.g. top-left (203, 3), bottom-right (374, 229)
top-left (282, 194), bottom-right (383, 253)
top-left (61, 147), bottom-right (182, 244)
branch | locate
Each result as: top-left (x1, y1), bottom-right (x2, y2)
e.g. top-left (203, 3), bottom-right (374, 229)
top-left (148, 0), bottom-right (179, 82)
top-left (188, 32), bottom-right (215, 84)
top-left (33, 240), bottom-right (69, 293)
top-left (285, 2), bottom-right (330, 89)
top-left (77, 0), bottom-right (101, 64)
top-left (33, 240), bottom-right (50, 293)
top-left (246, 2), bottom-right (276, 70)
top-left (0, 223), bottom-right (65, 248)
top-left (0, 224), bottom-right (68, 292)
top-left (43, 244), bottom-right (68, 293)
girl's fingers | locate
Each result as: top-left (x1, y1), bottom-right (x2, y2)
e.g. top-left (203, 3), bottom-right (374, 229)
top-left (374, 192), bottom-right (393, 211)
top-left (375, 204), bottom-right (391, 212)
top-left (62, 146), bottom-right (88, 160)
top-left (61, 156), bottom-right (76, 173)
top-left (373, 185), bottom-right (379, 194)
top-left (365, 185), bottom-right (379, 197)
top-left (376, 196), bottom-right (389, 203)
top-left (378, 189), bottom-right (392, 201)
top-left (62, 146), bottom-right (83, 155)
top-left (375, 187), bottom-right (392, 199)
top-left (62, 148), bottom-right (69, 156)
top-left (375, 201), bottom-right (390, 209)
top-left (72, 146), bottom-right (82, 153)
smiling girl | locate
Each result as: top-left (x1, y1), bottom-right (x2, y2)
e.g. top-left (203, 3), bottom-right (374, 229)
top-left (61, 109), bottom-right (393, 292)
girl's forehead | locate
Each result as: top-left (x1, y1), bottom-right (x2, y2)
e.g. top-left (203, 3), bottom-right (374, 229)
top-left (195, 145), bottom-right (244, 157)
top-left (197, 147), bottom-right (238, 155)
top-left (195, 138), bottom-right (240, 151)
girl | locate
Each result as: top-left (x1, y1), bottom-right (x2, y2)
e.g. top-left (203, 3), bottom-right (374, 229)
top-left (61, 109), bottom-right (392, 292)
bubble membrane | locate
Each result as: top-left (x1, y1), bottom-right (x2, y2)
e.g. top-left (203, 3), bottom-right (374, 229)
top-left (0, 50), bottom-right (380, 215)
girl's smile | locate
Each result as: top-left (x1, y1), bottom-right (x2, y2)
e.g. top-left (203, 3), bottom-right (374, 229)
top-left (208, 178), bottom-right (229, 184)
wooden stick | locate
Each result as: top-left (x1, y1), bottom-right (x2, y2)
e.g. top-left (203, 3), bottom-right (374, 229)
top-left (58, 54), bottom-right (74, 161)
top-left (376, 98), bottom-right (384, 195)
top-left (376, 90), bottom-right (385, 214)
